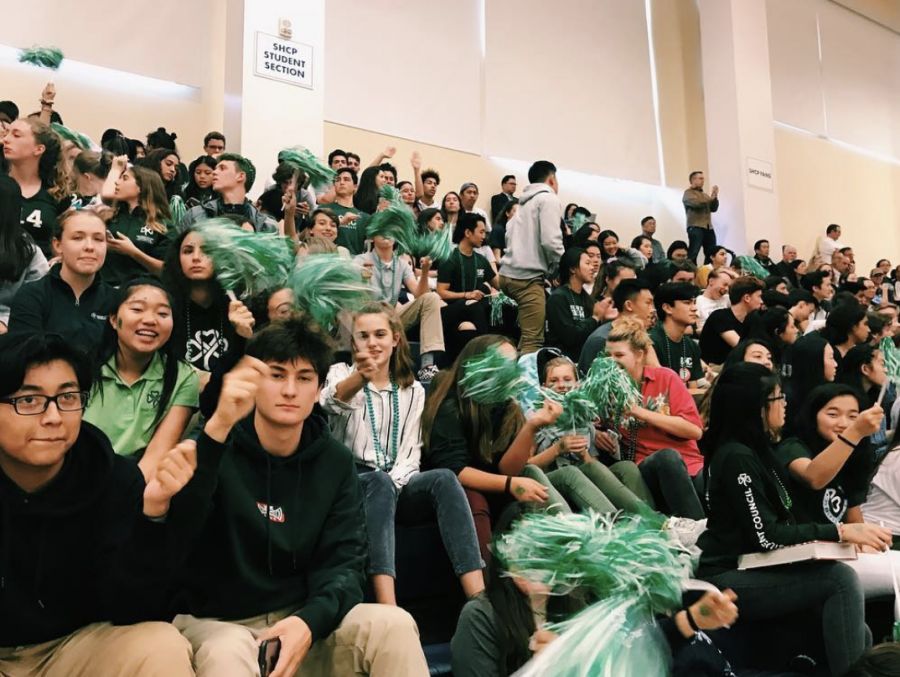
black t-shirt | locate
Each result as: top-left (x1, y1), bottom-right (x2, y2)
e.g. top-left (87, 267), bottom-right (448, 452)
top-left (438, 249), bottom-right (493, 293)
top-left (489, 223), bottom-right (506, 259)
top-left (699, 308), bottom-right (743, 365)
top-left (650, 324), bottom-right (703, 384)
top-left (777, 437), bottom-right (874, 526)
top-left (20, 186), bottom-right (72, 257)
top-left (171, 296), bottom-right (238, 373)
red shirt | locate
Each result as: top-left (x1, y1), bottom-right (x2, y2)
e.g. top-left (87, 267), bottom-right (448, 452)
top-left (618, 365), bottom-right (704, 476)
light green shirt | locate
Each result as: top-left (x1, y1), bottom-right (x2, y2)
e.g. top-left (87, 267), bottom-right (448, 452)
top-left (84, 353), bottom-right (200, 456)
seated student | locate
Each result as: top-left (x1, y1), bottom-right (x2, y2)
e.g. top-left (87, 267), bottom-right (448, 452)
top-left (591, 259), bottom-right (637, 302)
top-left (451, 502), bottom-right (738, 677)
top-left (783, 333), bottom-right (838, 437)
top-left (722, 338), bottom-right (775, 372)
top-left (0, 332), bottom-right (196, 677)
top-left (651, 282), bottom-right (705, 388)
top-left (779, 384), bottom-right (900, 599)
top-left (749, 306), bottom-right (799, 376)
top-left (844, 644), bottom-right (900, 677)
top-left (545, 247), bottom-right (603, 362)
top-left (8, 210), bottom-right (114, 350)
top-left (696, 268), bottom-right (733, 332)
top-left (178, 152), bottom-right (277, 234)
top-left (837, 344), bottom-right (893, 459)
top-left (521, 357), bottom-right (704, 544)
top-left (788, 287), bottom-right (817, 334)
top-left (320, 302), bottom-right (484, 606)
top-left (0, 175), bottom-right (48, 333)
top-left (421, 335), bottom-right (564, 560)
top-left (356, 234), bottom-right (445, 382)
top-left (300, 208), bottom-right (351, 257)
top-left (697, 364), bottom-right (888, 676)
top-left (166, 315), bottom-right (430, 677)
top-left (822, 302), bottom-right (869, 368)
top-left (699, 275), bottom-right (765, 367)
top-left (602, 317), bottom-right (706, 520)
top-left (320, 168), bottom-right (368, 255)
top-left (801, 269), bottom-right (835, 331)
top-left (183, 155), bottom-right (218, 208)
top-left (83, 279), bottom-right (199, 478)
top-left (99, 155), bottom-right (172, 287)
top-left (437, 213), bottom-right (500, 353)
top-left (667, 258), bottom-right (698, 285)
top-left (695, 245), bottom-right (730, 289)
top-left (161, 227), bottom-right (255, 387)
top-left (578, 279), bottom-right (654, 376)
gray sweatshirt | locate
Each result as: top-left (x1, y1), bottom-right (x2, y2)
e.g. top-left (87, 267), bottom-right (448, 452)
top-left (0, 243), bottom-right (49, 326)
top-left (499, 183), bottom-right (564, 280)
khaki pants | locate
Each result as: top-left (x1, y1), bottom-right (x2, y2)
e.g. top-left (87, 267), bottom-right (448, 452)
top-left (499, 275), bottom-right (546, 354)
top-left (398, 291), bottom-right (444, 354)
top-left (0, 622), bottom-right (193, 677)
top-left (174, 603), bottom-right (429, 677)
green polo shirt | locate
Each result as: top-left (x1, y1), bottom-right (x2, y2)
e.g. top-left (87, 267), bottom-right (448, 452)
top-left (83, 353), bottom-right (200, 456)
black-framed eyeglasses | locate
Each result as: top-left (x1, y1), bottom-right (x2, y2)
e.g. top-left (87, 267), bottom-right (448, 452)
top-left (0, 391), bottom-right (89, 416)
top-left (767, 394), bottom-right (787, 403)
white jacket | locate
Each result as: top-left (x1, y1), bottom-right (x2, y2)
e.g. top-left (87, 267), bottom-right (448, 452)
top-left (499, 183), bottom-right (564, 280)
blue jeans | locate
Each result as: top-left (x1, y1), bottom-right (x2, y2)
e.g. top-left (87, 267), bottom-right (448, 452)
top-left (638, 448), bottom-right (705, 519)
top-left (358, 468), bottom-right (485, 578)
top-left (687, 226), bottom-right (717, 265)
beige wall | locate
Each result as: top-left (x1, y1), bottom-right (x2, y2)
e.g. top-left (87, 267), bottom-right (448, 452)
top-left (774, 126), bottom-right (900, 271)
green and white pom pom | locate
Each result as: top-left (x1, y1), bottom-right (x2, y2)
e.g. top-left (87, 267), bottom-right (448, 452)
top-left (490, 291), bottom-right (517, 325)
top-left (569, 212), bottom-right (586, 231)
top-left (735, 255), bottom-right (769, 280)
top-left (366, 185), bottom-right (417, 254)
top-left (18, 46), bottom-right (64, 70)
top-left (168, 196), bottom-right (187, 227)
top-left (878, 337), bottom-right (900, 406)
top-left (289, 253), bottom-right (373, 330)
top-left (495, 511), bottom-right (683, 677)
top-left (278, 147), bottom-right (336, 191)
top-left (581, 355), bottom-right (641, 422)
top-left (459, 343), bottom-right (525, 405)
top-left (50, 123), bottom-right (93, 151)
top-left (541, 385), bottom-right (597, 433)
top-left (197, 219), bottom-right (294, 299)
top-left (415, 225), bottom-right (453, 263)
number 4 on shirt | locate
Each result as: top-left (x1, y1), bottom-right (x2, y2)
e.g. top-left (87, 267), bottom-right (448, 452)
top-left (25, 209), bottom-right (43, 229)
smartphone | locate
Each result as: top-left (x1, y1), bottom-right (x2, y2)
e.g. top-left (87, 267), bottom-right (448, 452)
top-left (258, 638), bottom-right (281, 677)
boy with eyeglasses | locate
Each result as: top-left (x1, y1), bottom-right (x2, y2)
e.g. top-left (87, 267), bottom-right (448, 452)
top-left (0, 332), bottom-right (196, 677)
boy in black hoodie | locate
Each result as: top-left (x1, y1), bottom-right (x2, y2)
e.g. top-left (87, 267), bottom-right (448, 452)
top-left (168, 314), bottom-right (429, 677)
top-left (0, 332), bottom-right (195, 676)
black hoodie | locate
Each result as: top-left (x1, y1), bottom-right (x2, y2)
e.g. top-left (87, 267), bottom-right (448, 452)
top-left (6, 265), bottom-right (114, 350)
top-left (0, 423), bottom-right (172, 647)
top-left (168, 414), bottom-right (366, 641)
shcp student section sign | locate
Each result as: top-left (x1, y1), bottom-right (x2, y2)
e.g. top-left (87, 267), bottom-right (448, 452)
top-left (254, 32), bottom-right (314, 89)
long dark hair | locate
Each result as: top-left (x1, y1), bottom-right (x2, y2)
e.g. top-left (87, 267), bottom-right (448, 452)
top-left (184, 155), bottom-right (217, 204)
top-left (0, 175), bottom-right (37, 282)
top-left (784, 333), bottom-right (832, 436)
top-left (417, 207), bottom-right (441, 233)
top-left (92, 278), bottom-right (181, 426)
top-left (161, 226), bottom-right (226, 304)
top-left (140, 148), bottom-right (184, 201)
top-left (353, 166), bottom-right (382, 214)
top-left (597, 229), bottom-right (619, 261)
top-left (835, 343), bottom-right (879, 407)
top-left (441, 191), bottom-right (462, 226)
top-left (822, 302), bottom-right (867, 346)
top-left (421, 335), bottom-right (525, 464)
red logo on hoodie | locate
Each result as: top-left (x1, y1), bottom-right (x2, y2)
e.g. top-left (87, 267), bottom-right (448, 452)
top-left (256, 502), bottom-right (285, 523)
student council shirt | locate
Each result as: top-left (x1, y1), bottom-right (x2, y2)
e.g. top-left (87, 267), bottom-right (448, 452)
top-left (438, 249), bottom-right (493, 294)
top-left (20, 187), bottom-right (72, 257)
top-left (83, 354), bottom-right (200, 456)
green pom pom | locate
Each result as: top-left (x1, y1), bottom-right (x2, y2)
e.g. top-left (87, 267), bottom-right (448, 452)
top-left (459, 344), bottom-right (525, 405)
top-left (581, 355), bottom-right (641, 422)
top-left (414, 225), bottom-right (453, 263)
top-left (366, 188), bottom-right (417, 255)
top-left (197, 219), bottom-right (294, 298)
top-left (18, 46), bottom-right (64, 70)
top-left (490, 291), bottom-right (517, 326)
top-left (569, 212), bottom-right (586, 231)
top-left (278, 147), bottom-right (336, 191)
top-left (881, 337), bottom-right (900, 382)
top-left (289, 253), bottom-right (373, 330)
top-left (541, 386), bottom-right (597, 432)
top-left (50, 123), bottom-right (93, 151)
top-left (735, 255), bottom-right (769, 280)
top-left (168, 196), bottom-right (186, 226)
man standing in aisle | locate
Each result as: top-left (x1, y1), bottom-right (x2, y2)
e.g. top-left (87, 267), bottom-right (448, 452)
top-left (499, 160), bottom-right (564, 354)
top-left (682, 171), bottom-right (719, 265)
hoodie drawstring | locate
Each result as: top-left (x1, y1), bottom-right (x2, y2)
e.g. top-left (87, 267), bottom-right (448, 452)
top-left (292, 461), bottom-right (303, 570)
top-left (265, 455), bottom-right (273, 575)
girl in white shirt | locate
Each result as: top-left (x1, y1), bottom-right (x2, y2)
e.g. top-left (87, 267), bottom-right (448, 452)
top-left (320, 301), bottom-right (485, 605)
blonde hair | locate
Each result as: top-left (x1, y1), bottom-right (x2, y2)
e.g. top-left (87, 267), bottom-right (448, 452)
top-left (23, 119), bottom-right (72, 202)
top-left (606, 315), bottom-right (652, 353)
top-left (543, 356), bottom-right (577, 384)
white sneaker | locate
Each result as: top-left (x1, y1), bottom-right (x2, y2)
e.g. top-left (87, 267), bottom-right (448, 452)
top-left (665, 516), bottom-right (708, 549)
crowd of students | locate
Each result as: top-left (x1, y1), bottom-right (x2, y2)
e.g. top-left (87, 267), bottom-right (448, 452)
top-left (2, 88), bottom-right (900, 677)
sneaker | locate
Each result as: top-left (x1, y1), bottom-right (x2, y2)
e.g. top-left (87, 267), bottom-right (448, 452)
top-left (417, 365), bottom-right (440, 384)
top-left (665, 516), bottom-right (708, 549)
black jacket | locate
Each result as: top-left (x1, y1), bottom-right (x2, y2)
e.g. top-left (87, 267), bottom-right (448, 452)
top-left (545, 284), bottom-right (599, 361)
top-left (697, 441), bottom-right (839, 576)
top-left (0, 423), bottom-right (171, 647)
top-left (7, 266), bottom-right (114, 350)
top-left (168, 415), bottom-right (366, 641)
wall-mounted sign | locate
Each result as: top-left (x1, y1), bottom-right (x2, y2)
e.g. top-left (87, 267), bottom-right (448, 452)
top-left (747, 157), bottom-right (774, 192)
top-left (254, 31), bottom-right (313, 89)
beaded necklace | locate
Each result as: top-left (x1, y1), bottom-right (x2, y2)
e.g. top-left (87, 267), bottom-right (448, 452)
top-left (662, 326), bottom-right (690, 383)
top-left (769, 464), bottom-right (794, 510)
top-left (363, 373), bottom-right (400, 471)
top-left (373, 253), bottom-right (399, 305)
